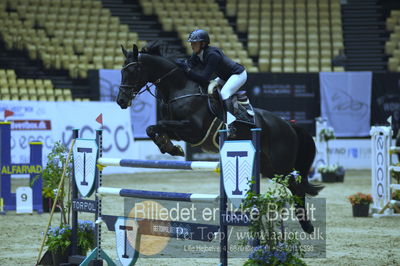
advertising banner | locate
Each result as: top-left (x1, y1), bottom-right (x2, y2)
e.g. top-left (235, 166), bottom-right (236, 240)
top-left (0, 100), bottom-right (136, 174)
top-left (246, 73), bottom-right (319, 134)
top-left (99, 69), bottom-right (157, 138)
top-left (320, 72), bottom-right (372, 137)
top-left (319, 139), bottom-right (373, 170)
top-left (371, 73), bottom-right (400, 134)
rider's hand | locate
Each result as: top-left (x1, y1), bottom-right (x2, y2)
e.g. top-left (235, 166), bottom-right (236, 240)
top-left (208, 80), bottom-right (218, 94)
top-left (176, 60), bottom-right (191, 73)
top-left (182, 63), bottom-right (191, 73)
top-left (175, 59), bottom-right (186, 68)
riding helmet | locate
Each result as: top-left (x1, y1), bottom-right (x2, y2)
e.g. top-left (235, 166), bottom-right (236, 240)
top-left (187, 29), bottom-right (210, 44)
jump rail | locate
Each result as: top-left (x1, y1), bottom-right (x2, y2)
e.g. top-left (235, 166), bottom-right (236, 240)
top-left (97, 187), bottom-right (219, 203)
top-left (98, 158), bottom-right (219, 171)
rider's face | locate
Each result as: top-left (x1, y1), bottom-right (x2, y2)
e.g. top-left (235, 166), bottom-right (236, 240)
top-left (191, 42), bottom-right (202, 54)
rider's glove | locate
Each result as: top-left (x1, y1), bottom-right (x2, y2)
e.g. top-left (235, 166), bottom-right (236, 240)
top-left (183, 63), bottom-right (191, 73)
top-left (176, 59), bottom-right (191, 73)
top-left (208, 80), bottom-right (218, 94)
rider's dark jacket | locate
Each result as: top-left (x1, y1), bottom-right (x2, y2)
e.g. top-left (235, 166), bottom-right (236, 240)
top-left (186, 46), bottom-right (244, 85)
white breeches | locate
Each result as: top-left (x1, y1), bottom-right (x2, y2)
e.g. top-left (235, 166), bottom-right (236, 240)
top-left (216, 70), bottom-right (247, 100)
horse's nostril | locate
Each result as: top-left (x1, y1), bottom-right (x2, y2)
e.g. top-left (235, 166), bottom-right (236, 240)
top-left (117, 100), bottom-right (128, 109)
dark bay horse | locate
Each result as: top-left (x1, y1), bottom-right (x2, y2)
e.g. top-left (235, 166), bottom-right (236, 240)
top-left (117, 43), bottom-right (323, 234)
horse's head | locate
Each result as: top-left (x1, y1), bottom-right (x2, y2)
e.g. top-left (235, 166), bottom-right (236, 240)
top-left (117, 44), bottom-right (148, 109)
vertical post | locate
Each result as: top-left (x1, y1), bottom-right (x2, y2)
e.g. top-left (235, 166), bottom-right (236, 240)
top-left (385, 128), bottom-right (392, 214)
top-left (95, 129), bottom-right (103, 265)
top-left (71, 129), bottom-right (79, 256)
top-left (251, 128), bottom-right (261, 247)
top-left (0, 122), bottom-right (43, 214)
top-left (219, 129), bottom-right (228, 266)
top-left (29, 141), bottom-right (43, 213)
top-left (0, 122), bottom-right (11, 212)
top-left (251, 128), bottom-right (261, 194)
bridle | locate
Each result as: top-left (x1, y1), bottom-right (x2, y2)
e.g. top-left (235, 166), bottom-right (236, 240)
top-left (119, 53), bottom-right (214, 118)
top-left (119, 58), bottom-right (179, 101)
top-left (119, 61), bottom-right (145, 100)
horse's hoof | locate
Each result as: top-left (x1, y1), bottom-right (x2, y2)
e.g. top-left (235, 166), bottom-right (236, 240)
top-left (159, 145), bottom-right (167, 154)
top-left (300, 221), bottom-right (314, 234)
top-left (170, 145), bottom-right (185, 157)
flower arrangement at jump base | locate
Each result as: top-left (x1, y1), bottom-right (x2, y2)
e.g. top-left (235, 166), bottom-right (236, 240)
top-left (45, 220), bottom-right (95, 265)
top-left (37, 140), bottom-right (87, 266)
top-left (393, 191), bottom-right (400, 201)
top-left (45, 224), bottom-right (72, 253)
top-left (41, 141), bottom-right (73, 215)
top-left (319, 127), bottom-right (335, 143)
top-left (317, 126), bottom-right (345, 183)
top-left (245, 243), bottom-right (306, 266)
top-left (242, 174), bottom-right (307, 266)
top-left (391, 163), bottom-right (400, 183)
top-left (347, 192), bottom-right (373, 217)
top-left (392, 191), bottom-right (400, 213)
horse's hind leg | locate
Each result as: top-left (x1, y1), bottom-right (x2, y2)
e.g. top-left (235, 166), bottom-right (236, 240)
top-left (289, 123), bottom-right (323, 234)
top-left (287, 180), bottom-right (314, 234)
top-left (146, 125), bottom-right (184, 156)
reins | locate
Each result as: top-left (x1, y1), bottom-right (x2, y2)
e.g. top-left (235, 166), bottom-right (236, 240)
top-left (120, 53), bottom-right (213, 107)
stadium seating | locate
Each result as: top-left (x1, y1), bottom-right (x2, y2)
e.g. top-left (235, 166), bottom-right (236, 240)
top-left (385, 10), bottom-right (400, 71)
top-left (139, 0), bottom-right (259, 72)
top-left (0, 0), bottom-right (349, 91)
top-left (226, 0), bottom-right (345, 72)
top-left (0, 68), bottom-right (75, 101)
top-left (0, 0), bottom-right (145, 79)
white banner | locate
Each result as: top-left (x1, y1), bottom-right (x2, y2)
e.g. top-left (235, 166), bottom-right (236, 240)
top-left (99, 69), bottom-right (157, 138)
top-left (322, 139), bottom-right (371, 169)
top-left (320, 72), bottom-right (372, 137)
top-left (0, 100), bottom-right (136, 174)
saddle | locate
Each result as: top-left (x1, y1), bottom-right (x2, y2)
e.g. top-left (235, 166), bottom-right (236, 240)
top-left (191, 82), bottom-right (256, 152)
top-left (207, 82), bottom-right (256, 126)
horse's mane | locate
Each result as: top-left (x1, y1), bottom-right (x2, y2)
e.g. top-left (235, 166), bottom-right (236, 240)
top-left (140, 41), bottom-right (184, 62)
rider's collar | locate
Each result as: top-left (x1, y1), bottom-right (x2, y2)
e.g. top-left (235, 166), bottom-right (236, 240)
top-left (198, 49), bottom-right (204, 62)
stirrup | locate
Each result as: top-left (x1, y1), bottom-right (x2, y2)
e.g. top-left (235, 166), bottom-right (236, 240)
top-left (226, 123), bottom-right (237, 138)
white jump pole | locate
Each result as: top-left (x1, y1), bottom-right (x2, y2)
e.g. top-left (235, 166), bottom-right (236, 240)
top-left (311, 117), bottom-right (329, 181)
top-left (98, 158), bottom-right (219, 171)
top-left (97, 187), bottom-right (219, 203)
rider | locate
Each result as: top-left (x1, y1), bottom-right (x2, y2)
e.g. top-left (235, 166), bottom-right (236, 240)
top-left (183, 29), bottom-right (247, 136)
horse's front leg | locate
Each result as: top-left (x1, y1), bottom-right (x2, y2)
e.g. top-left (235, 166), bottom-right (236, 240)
top-left (146, 125), bottom-right (184, 157)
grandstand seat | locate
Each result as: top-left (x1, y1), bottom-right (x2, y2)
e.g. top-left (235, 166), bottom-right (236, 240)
top-left (9, 87), bottom-right (18, 97)
top-left (388, 57), bottom-right (399, 72)
top-left (29, 95), bottom-right (38, 101)
top-left (0, 87), bottom-right (9, 99)
top-left (45, 86), bottom-right (54, 96)
top-left (46, 95), bottom-right (55, 101)
top-left (27, 87), bottom-right (37, 96)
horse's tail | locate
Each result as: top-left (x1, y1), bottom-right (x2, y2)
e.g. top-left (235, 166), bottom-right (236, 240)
top-left (291, 123), bottom-right (324, 196)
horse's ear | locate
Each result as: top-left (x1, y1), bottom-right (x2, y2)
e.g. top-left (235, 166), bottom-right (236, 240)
top-left (133, 44), bottom-right (139, 60)
top-left (121, 45), bottom-right (128, 58)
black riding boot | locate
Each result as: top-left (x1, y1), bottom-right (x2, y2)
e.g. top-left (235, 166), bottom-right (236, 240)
top-left (223, 98), bottom-right (237, 138)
